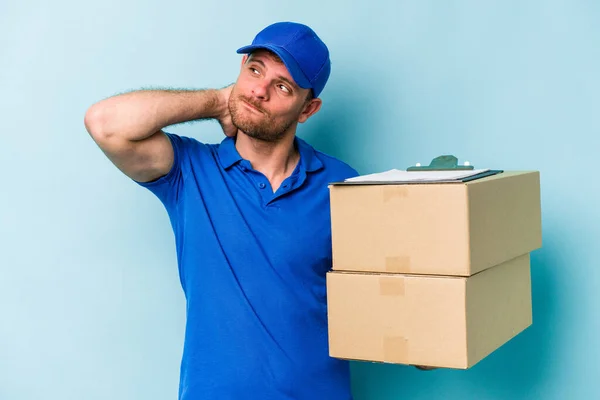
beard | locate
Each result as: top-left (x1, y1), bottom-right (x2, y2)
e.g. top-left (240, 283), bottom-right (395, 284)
top-left (228, 93), bottom-right (298, 143)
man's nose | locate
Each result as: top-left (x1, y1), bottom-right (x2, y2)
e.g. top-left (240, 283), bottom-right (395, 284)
top-left (251, 80), bottom-right (269, 100)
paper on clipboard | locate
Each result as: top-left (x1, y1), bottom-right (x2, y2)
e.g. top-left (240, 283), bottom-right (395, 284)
top-left (344, 168), bottom-right (491, 183)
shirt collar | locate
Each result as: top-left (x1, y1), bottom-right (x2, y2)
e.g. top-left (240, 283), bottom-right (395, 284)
top-left (217, 136), bottom-right (243, 169)
top-left (295, 136), bottom-right (323, 173)
top-left (217, 135), bottom-right (323, 173)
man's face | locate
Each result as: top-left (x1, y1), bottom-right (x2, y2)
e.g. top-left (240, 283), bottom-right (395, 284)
top-left (228, 50), bottom-right (318, 142)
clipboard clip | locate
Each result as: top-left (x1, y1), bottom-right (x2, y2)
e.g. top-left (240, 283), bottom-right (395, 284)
top-left (407, 155), bottom-right (474, 171)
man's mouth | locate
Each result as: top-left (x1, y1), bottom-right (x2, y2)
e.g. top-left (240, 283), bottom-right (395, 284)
top-left (241, 98), bottom-right (265, 114)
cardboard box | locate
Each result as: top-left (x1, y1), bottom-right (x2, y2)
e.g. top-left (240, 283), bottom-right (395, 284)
top-left (326, 254), bottom-right (532, 369)
top-left (329, 171), bottom-right (541, 276)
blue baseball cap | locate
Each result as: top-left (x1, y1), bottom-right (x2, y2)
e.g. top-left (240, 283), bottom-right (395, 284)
top-left (236, 22), bottom-right (331, 98)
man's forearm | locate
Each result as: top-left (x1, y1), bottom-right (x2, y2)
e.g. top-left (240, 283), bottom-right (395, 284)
top-left (85, 89), bottom-right (225, 142)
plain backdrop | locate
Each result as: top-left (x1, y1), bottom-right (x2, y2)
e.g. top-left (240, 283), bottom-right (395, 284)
top-left (1, 1), bottom-right (599, 399)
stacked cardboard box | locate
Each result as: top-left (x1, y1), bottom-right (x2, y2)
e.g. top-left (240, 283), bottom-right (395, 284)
top-left (326, 171), bottom-right (542, 369)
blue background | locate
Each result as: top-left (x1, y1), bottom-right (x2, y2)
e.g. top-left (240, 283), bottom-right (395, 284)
top-left (1, 1), bottom-right (598, 399)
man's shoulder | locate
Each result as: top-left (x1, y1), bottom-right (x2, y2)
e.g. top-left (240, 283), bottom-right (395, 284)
top-left (315, 150), bottom-right (357, 176)
top-left (164, 131), bottom-right (213, 150)
top-left (164, 131), bottom-right (220, 160)
top-left (305, 143), bottom-right (359, 182)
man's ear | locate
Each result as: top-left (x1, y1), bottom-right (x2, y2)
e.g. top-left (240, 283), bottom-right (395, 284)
top-left (298, 98), bottom-right (322, 123)
top-left (240, 55), bottom-right (249, 68)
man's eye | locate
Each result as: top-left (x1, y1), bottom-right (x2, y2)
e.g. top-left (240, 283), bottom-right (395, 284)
top-left (250, 68), bottom-right (260, 75)
top-left (278, 84), bottom-right (290, 93)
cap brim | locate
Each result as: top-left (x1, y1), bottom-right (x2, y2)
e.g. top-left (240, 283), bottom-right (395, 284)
top-left (236, 44), bottom-right (311, 90)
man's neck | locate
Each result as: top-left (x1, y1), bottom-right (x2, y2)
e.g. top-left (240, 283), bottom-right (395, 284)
top-left (235, 132), bottom-right (300, 190)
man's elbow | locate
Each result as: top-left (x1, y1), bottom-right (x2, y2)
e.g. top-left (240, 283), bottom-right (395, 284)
top-left (84, 104), bottom-right (110, 141)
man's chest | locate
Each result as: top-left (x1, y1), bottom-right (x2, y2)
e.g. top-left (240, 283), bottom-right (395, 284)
top-left (179, 178), bottom-right (334, 280)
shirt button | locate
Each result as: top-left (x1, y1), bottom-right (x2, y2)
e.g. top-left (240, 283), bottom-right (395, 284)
top-left (259, 183), bottom-right (266, 189)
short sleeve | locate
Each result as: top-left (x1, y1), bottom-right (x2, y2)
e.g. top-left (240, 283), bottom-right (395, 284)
top-left (134, 132), bottom-right (190, 210)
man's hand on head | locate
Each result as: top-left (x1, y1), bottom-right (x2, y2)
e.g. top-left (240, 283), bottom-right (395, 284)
top-left (216, 84), bottom-right (237, 137)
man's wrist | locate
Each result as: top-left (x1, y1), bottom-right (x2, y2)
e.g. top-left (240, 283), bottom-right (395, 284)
top-left (414, 365), bottom-right (438, 371)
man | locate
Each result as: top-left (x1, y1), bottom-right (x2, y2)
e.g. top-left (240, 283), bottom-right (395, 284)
top-left (85, 22), bottom-right (358, 399)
